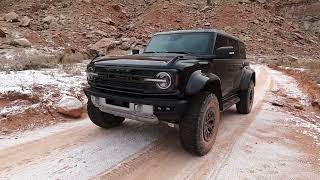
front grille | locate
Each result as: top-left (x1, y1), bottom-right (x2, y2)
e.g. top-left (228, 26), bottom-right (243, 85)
top-left (92, 67), bottom-right (155, 93)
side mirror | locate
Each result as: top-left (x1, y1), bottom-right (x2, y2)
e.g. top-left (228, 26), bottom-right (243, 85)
top-left (215, 46), bottom-right (235, 58)
top-left (132, 49), bottom-right (140, 55)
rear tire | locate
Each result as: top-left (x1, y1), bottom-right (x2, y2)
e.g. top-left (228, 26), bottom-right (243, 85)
top-left (179, 92), bottom-right (220, 156)
top-left (236, 81), bottom-right (254, 114)
top-left (87, 101), bottom-right (125, 129)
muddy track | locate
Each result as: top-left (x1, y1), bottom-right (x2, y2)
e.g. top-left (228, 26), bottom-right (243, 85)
top-left (0, 66), bottom-right (319, 179)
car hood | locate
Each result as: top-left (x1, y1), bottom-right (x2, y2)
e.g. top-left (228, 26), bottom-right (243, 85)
top-left (91, 53), bottom-right (193, 68)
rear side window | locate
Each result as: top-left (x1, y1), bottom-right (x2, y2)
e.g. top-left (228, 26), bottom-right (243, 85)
top-left (214, 35), bottom-right (228, 50)
top-left (214, 34), bottom-right (242, 59)
top-left (229, 38), bottom-right (240, 59)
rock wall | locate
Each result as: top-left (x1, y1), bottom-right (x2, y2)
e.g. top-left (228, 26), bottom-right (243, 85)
top-left (275, 0), bottom-right (320, 37)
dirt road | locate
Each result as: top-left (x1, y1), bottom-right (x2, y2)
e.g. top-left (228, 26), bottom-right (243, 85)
top-left (0, 66), bottom-right (319, 180)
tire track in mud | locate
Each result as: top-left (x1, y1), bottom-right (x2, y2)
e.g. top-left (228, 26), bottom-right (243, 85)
top-left (0, 120), bottom-right (171, 179)
top-left (97, 66), bottom-right (271, 180)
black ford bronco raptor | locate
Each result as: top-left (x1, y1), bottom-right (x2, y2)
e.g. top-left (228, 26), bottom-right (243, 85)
top-left (84, 29), bottom-right (255, 156)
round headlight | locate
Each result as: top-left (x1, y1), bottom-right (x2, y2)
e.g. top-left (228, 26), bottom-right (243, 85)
top-left (87, 66), bottom-right (94, 72)
top-left (156, 72), bottom-right (172, 89)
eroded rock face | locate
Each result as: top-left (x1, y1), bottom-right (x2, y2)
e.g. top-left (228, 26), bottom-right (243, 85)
top-left (56, 96), bottom-right (84, 118)
top-left (277, 1), bottom-right (320, 37)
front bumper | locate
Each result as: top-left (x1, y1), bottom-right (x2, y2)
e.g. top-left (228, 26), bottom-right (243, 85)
top-left (84, 87), bottom-right (188, 123)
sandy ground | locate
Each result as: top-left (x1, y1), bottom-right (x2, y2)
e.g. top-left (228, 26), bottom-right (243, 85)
top-left (0, 65), bottom-right (319, 179)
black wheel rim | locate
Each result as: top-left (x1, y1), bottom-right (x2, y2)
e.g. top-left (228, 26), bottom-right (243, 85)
top-left (203, 109), bottom-right (215, 142)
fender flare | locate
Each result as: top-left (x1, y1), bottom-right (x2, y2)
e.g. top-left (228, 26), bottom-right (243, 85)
top-left (185, 70), bottom-right (223, 110)
top-left (240, 66), bottom-right (255, 91)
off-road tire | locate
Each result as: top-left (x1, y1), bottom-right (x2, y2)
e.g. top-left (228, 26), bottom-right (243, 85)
top-left (179, 92), bottom-right (220, 156)
top-left (236, 81), bottom-right (254, 114)
top-left (87, 101), bottom-right (125, 129)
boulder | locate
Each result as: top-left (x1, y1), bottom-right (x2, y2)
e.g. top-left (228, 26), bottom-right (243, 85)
top-left (89, 38), bottom-right (120, 55)
top-left (4, 12), bottom-right (19, 22)
top-left (10, 38), bottom-right (32, 47)
top-left (19, 16), bottom-right (31, 27)
top-left (56, 96), bottom-right (84, 118)
top-left (0, 29), bottom-right (6, 38)
top-left (119, 42), bottom-right (131, 50)
top-left (43, 15), bottom-right (57, 24)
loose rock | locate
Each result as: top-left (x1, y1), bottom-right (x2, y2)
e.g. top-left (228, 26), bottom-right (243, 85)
top-left (19, 16), bottom-right (31, 27)
top-left (294, 104), bottom-right (304, 110)
top-left (4, 12), bottom-right (19, 22)
top-left (0, 29), bottom-right (6, 38)
top-left (56, 96), bottom-right (84, 118)
top-left (10, 38), bottom-right (32, 47)
top-left (119, 42), bottom-right (131, 50)
top-left (43, 16), bottom-right (57, 24)
top-left (200, 6), bottom-right (211, 12)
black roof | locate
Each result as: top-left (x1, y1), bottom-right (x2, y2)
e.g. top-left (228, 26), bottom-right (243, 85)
top-left (154, 29), bottom-right (242, 42)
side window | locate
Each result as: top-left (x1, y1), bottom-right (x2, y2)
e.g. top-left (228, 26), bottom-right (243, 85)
top-left (228, 38), bottom-right (240, 59)
top-left (214, 35), bottom-right (228, 50)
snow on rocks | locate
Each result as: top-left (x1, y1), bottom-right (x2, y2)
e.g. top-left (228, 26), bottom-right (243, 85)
top-left (269, 69), bottom-right (309, 106)
top-left (0, 63), bottom-right (87, 119)
top-left (0, 63), bottom-right (87, 100)
top-left (0, 48), bottom-right (63, 71)
top-left (284, 116), bottom-right (320, 145)
top-left (56, 96), bottom-right (84, 118)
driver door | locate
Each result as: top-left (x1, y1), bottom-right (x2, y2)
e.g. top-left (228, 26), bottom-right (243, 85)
top-left (212, 35), bottom-right (238, 97)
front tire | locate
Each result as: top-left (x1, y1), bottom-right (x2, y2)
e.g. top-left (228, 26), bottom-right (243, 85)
top-left (236, 81), bottom-right (254, 114)
top-left (87, 101), bottom-right (125, 129)
top-left (179, 92), bottom-right (220, 156)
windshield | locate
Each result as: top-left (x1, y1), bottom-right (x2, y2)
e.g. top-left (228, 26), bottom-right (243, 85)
top-left (144, 33), bottom-right (213, 55)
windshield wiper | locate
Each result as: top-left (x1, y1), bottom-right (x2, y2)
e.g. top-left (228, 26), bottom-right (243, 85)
top-left (144, 51), bottom-right (191, 55)
top-left (144, 51), bottom-right (162, 53)
top-left (164, 51), bottom-right (191, 54)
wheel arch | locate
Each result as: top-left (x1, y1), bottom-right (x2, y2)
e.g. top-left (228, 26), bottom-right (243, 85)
top-left (185, 70), bottom-right (223, 110)
top-left (240, 66), bottom-right (255, 91)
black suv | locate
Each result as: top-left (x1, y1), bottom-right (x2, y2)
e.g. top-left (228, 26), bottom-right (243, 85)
top-left (84, 29), bottom-right (255, 156)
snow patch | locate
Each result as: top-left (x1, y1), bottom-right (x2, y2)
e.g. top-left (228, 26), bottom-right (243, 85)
top-left (269, 69), bottom-right (309, 106)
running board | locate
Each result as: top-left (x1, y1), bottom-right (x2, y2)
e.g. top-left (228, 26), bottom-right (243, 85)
top-left (222, 95), bottom-right (240, 111)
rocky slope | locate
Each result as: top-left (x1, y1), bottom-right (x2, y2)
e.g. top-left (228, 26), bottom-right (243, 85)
top-left (0, 0), bottom-right (319, 66)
